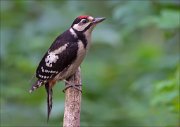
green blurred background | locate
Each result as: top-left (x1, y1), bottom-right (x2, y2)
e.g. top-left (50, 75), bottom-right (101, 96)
top-left (0, 0), bottom-right (179, 127)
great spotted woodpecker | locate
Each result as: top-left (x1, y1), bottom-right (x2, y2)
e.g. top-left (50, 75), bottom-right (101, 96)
top-left (29, 15), bottom-right (105, 121)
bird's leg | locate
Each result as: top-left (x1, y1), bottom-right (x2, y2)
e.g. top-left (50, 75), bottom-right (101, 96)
top-left (63, 79), bottom-right (82, 93)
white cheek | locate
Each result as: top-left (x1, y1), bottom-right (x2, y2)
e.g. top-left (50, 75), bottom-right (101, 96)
top-left (73, 23), bottom-right (91, 31)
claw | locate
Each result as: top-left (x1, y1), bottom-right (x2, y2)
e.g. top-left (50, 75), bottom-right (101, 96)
top-left (63, 80), bottom-right (82, 93)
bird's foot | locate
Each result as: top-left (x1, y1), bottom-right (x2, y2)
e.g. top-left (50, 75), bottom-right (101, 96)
top-left (63, 80), bottom-right (82, 93)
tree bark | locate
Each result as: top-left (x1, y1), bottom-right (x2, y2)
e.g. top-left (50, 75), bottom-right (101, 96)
top-left (63, 67), bottom-right (82, 127)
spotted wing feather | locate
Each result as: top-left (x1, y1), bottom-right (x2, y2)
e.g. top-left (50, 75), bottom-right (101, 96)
top-left (30, 30), bottom-right (79, 93)
top-left (36, 30), bottom-right (78, 81)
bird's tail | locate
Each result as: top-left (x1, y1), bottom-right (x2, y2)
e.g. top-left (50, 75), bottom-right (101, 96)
top-left (29, 80), bottom-right (45, 93)
top-left (45, 82), bottom-right (53, 122)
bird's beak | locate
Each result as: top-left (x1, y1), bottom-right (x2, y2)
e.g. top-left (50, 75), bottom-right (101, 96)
top-left (93, 17), bottom-right (106, 24)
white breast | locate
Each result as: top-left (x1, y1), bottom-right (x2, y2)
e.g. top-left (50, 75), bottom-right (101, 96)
top-left (84, 30), bottom-right (92, 51)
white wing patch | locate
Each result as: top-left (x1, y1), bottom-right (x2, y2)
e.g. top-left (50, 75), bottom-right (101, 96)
top-left (45, 53), bottom-right (59, 67)
top-left (51, 43), bottom-right (68, 54)
top-left (41, 67), bottom-right (44, 72)
top-left (45, 44), bottom-right (68, 67)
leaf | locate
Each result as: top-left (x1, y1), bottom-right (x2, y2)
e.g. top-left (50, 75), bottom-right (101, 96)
top-left (140, 9), bottom-right (180, 29)
top-left (156, 10), bottom-right (180, 29)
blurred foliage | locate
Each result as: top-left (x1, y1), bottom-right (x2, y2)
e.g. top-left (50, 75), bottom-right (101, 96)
top-left (0, 0), bottom-right (179, 127)
top-left (151, 68), bottom-right (179, 113)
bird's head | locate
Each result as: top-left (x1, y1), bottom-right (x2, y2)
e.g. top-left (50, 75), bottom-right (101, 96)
top-left (71, 15), bottom-right (105, 33)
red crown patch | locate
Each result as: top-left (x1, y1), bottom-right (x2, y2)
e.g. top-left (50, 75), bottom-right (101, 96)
top-left (78, 15), bottom-right (89, 19)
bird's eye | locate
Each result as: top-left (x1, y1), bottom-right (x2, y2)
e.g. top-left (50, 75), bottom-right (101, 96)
top-left (81, 19), bottom-right (88, 23)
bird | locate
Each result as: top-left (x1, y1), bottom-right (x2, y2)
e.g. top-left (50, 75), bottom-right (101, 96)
top-left (29, 15), bottom-right (105, 121)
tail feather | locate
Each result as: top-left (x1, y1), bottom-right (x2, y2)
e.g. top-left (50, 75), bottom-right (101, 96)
top-left (45, 83), bottom-right (53, 122)
top-left (29, 80), bottom-right (45, 93)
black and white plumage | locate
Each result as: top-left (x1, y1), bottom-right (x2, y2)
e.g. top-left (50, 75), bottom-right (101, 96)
top-left (29, 15), bottom-right (105, 121)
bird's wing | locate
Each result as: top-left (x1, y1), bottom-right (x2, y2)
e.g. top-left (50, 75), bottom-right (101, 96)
top-left (36, 29), bottom-right (79, 81)
top-left (36, 41), bottom-right (78, 81)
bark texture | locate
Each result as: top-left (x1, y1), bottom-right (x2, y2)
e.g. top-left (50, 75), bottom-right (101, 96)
top-left (63, 67), bottom-right (82, 127)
